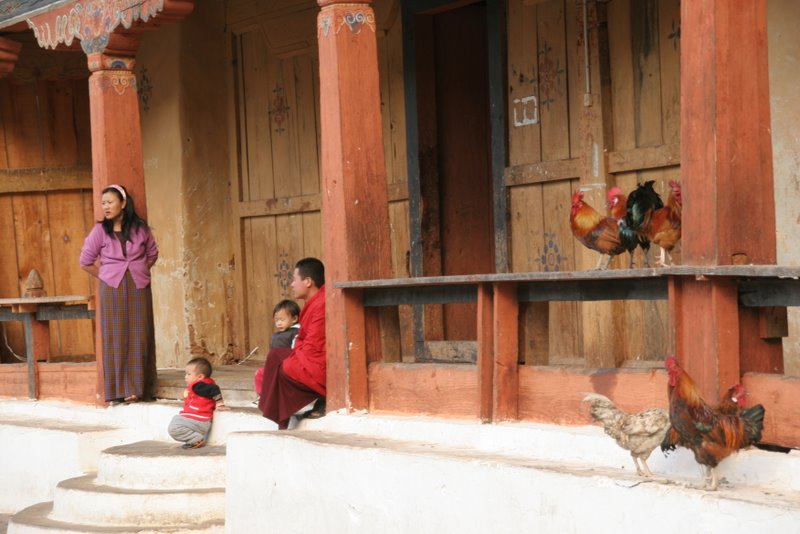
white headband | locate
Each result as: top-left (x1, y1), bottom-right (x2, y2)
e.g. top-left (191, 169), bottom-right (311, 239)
top-left (109, 184), bottom-right (127, 201)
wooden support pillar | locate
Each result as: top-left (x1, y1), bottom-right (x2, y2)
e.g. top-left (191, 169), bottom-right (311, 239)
top-left (87, 53), bottom-right (147, 220)
top-left (678, 0), bottom-right (780, 401)
top-left (493, 282), bottom-right (519, 421)
top-left (317, 0), bottom-right (393, 412)
top-left (87, 50), bottom-right (147, 404)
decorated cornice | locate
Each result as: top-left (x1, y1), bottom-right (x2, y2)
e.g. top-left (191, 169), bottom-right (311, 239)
top-left (26, 0), bottom-right (194, 55)
top-left (0, 37), bottom-right (24, 78)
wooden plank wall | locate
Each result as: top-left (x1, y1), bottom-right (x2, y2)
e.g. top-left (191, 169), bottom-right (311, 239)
top-left (506, 0), bottom-right (680, 367)
top-left (0, 76), bottom-right (94, 362)
top-left (229, 0), bottom-right (411, 358)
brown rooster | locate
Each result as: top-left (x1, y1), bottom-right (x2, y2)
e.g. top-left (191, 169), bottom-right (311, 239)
top-left (570, 190), bottom-right (627, 270)
top-left (646, 180), bottom-right (682, 266)
top-left (607, 186), bottom-right (627, 220)
top-left (662, 383), bottom-right (748, 449)
top-left (661, 356), bottom-right (765, 490)
top-left (583, 393), bottom-right (670, 477)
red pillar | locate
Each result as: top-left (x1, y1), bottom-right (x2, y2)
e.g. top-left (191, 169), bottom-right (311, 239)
top-left (317, 0), bottom-right (393, 411)
top-left (87, 51), bottom-right (148, 403)
top-left (87, 53), bottom-right (147, 220)
top-left (677, 0), bottom-right (780, 402)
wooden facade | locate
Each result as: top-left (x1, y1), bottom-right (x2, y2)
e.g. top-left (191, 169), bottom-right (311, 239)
top-left (0, 0), bottom-right (799, 448)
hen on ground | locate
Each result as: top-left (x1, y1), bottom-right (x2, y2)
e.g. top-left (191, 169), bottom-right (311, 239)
top-left (583, 393), bottom-right (670, 477)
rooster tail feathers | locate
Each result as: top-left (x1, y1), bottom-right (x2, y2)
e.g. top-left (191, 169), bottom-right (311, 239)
top-left (741, 404), bottom-right (766, 443)
top-left (660, 426), bottom-right (679, 455)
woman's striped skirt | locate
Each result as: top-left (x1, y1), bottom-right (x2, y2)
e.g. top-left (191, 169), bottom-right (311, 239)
top-left (99, 271), bottom-right (157, 401)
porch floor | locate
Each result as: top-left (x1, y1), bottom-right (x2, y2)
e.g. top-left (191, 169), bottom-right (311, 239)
top-left (155, 361), bottom-right (262, 407)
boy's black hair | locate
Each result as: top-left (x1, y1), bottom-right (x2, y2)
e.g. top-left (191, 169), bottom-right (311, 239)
top-left (100, 185), bottom-right (149, 242)
top-left (295, 257), bottom-right (325, 289)
top-left (273, 299), bottom-right (301, 318)
top-left (187, 357), bottom-right (213, 377)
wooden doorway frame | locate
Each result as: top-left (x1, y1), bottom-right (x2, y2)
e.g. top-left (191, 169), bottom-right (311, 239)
top-left (401, 0), bottom-right (507, 359)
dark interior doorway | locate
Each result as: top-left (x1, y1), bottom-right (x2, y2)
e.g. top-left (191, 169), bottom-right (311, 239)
top-left (409, 0), bottom-right (495, 349)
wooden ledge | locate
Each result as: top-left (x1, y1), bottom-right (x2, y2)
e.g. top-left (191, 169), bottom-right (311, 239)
top-left (334, 265), bottom-right (800, 289)
top-left (334, 266), bottom-right (800, 307)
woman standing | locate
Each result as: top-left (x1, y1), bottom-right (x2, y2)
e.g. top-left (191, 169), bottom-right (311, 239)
top-left (80, 184), bottom-right (158, 404)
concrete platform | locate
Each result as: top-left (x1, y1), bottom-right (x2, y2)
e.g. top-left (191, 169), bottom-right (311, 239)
top-left (227, 417), bottom-right (800, 534)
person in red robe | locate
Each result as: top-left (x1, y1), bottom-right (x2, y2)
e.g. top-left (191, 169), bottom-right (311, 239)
top-left (258, 257), bottom-right (326, 429)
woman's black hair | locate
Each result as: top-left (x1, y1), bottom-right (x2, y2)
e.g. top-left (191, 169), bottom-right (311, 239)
top-left (100, 185), bottom-right (148, 241)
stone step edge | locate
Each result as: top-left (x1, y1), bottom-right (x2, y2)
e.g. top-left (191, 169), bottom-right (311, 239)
top-left (57, 474), bottom-right (225, 495)
top-left (9, 502), bottom-right (225, 534)
top-left (238, 429), bottom-right (800, 509)
top-left (0, 415), bottom-right (121, 434)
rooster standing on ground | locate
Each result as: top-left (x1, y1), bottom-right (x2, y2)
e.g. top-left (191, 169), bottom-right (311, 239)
top-left (570, 191), bottom-right (627, 270)
top-left (661, 355), bottom-right (765, 490)
top-left (583, 393), bottom-right (670, 477)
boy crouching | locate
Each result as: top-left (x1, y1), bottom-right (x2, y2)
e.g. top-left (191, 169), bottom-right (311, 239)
top-left (168, 357), bottom-right (229, 449)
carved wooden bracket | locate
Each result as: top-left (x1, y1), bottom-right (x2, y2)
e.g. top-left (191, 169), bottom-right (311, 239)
top-left (26, 0), bottom-right (194, 58)
top-left (0, 37), bottom-right (23, 79)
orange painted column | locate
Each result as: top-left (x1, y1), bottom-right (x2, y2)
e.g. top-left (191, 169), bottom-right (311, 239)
top-left (87, 53), bottom-right (147, 220)
top-left (677, 0), bottom-right (780, 402)
top-left (87, 52), bottom-right (148, 404)
top-left (317, 0), bottom-right (393, 412)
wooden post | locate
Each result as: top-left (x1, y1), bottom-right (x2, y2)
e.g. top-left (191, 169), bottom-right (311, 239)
top-left (477, 284), bottom-right (494, 422)
top-left (317, 0), bottom-right (393, 412)
top-left (87, 53), bottom-right (147, 220)
top-left (678, 0), bottom-right (780, 401)
top-left (493, 282), bottom-right (519, 421)
top-left (86, 51), bottom-right (147, 404)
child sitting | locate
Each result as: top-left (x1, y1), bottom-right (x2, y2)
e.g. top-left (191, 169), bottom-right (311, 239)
top-left (254, 299), bottom-right (301, 400)
top-left (168, 357), bottom-right (228, 449)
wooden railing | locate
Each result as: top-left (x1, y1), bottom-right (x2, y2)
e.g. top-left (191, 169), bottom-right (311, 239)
top-left (0, 295), bottom-right (95, 398)
top-left (336, 265), bottom-right (800, 448)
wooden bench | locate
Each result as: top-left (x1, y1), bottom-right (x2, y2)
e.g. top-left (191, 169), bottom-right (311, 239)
top-left (0, 295), bottom-right (95, 399)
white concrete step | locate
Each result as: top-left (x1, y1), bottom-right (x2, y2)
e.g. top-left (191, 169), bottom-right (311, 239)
top-left (0, 413), bottom-right (136, 514)
top-left (50, 474), bottom-right (224, 526)
top-left (227, 426), bottom-right (800, 534)
top-left (96, 441), bottom-right (226, 490)
top-left (305, 411), bottom-right (800, 491)
top-left (9, 440), bottom-right (227, 533)
top-left (8, 502), bottom-right (223, 534)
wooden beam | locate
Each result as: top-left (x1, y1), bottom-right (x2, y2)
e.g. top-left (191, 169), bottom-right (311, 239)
top-left (739, 280), bottom-right (800, 307)
top-left (0, 166), bottom-right (92, 193)
top-left (367, 362), bottom-right (479, 418)
top-left (363, 285), bottom-right (477, 307)
top-left (517, 278), bottom-right (667, 302)
top-left (504, 158), bottom-right (582, 187)
top-left (606, 143), bottom-right (680, 174)
top-left (743, 372), bottom-right (800, 447)
top-left (237, 193), bottom-right (320, 218)
top-left (518, 366), bottom-right (668, 425)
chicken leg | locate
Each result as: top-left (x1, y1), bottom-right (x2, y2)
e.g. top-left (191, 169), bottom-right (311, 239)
top-left (632, 454), bottom-right (654, 477)
top-left (703, 465), bottom-right (719, 491)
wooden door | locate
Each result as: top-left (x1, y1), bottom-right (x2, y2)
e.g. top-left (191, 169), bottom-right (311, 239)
top-left (411, 1), bottom-right (495, 351)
